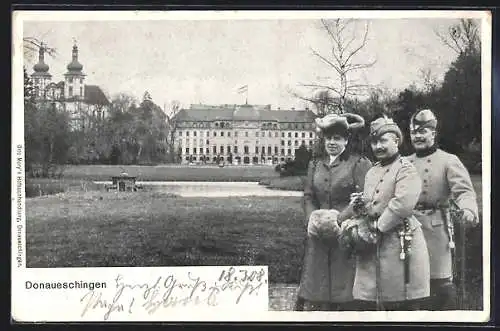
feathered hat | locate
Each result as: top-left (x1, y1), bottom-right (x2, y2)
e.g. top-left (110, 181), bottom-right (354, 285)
top-left (315, 113), bottom-right (365, 136)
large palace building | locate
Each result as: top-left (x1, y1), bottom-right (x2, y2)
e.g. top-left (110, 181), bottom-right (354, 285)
top-left (173, 103), bottom-right (318, 165)
top-left (30, 42), bottom-right (110, 131)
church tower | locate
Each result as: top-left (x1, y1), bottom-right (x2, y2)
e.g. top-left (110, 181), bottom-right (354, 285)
top-left (64, 41), bottom-right (86, 100)
top-left (31, 44), bottom-right (52, 99)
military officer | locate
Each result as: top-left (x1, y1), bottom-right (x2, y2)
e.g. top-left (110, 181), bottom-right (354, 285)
top-left (406, 109), bottom-right (479, 310)
top-left (344, 116), bottom-right (430, 311)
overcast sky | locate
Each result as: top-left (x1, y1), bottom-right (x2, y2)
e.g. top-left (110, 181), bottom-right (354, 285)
top-left (23, 16), bottom-right (468, 112)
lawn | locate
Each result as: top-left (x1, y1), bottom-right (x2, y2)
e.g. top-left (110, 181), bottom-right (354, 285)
top-left (25, 173), bottom-right (485, 309)
top-left (59, 164), bottom-right (280, 182)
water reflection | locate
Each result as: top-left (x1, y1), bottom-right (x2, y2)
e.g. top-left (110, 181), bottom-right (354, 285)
top-left (93, 181), bottom-right (303, 197)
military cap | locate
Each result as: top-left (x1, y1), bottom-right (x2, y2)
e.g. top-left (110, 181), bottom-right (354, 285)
top-left (369, 115), bottom-right (403, 142)
top-left (410, 108), bottom-right (438, 131)
top-left (315, 112), bottom-right (365, 136)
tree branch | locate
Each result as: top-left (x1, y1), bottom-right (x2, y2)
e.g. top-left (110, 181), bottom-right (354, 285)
top-left (310, 47), bottom-right (342, 74)
top-left (342, 21), bottom-right (370, 67)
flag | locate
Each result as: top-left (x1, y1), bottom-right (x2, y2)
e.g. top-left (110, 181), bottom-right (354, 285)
top-left (237, 85), bottom-right (248, 94)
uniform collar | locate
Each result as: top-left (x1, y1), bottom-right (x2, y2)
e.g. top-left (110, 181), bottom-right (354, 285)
top-left (415, 145), bottom-right (437, 158)
top-left (378, 152), bottom-right (400, 166)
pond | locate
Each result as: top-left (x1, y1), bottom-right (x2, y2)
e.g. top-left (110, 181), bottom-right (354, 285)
top-left (93, 181), bottom-right (303, 197)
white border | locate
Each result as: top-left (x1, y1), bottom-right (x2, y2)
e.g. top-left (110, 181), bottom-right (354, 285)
top-left (11, 9), bottom-right (492, 322)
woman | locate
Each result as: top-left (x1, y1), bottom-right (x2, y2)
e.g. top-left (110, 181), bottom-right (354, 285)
top-left (295, 113), bottom-right (372, 311)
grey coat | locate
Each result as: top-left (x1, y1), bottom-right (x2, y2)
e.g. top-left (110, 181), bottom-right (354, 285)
top-left (298, 151), bottom-right (372, 303)
top-left (352, 156), bottom-right (430, 302)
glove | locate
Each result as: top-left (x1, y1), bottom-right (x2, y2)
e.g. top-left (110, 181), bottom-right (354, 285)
top-left (307, 209), bottom-right (341, 244)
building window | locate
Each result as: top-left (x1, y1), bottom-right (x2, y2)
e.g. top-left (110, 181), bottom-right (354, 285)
top-left (193, 148), bottom-right (197, 154)
top-left (288, 140), bottom-right (292, 146)
top-left (228, 132), bottom-right (231, 137)
top-left (235, 131), bottom-right (238, 137)
top-left (69, 77), bottom-right (73, 83)
top-left (80, 86), bottom-right (83, 97)
top-left (69, 86), bottom-right (73, 97)
top-left (220, 146), bottom-right (224, 154)
top-left (288, 132), bottom-right (291, 138)
top-left (255, 146), bottom-right (259, 154)
top-left (244, 146), bottom-right (249, 154)
top-left (295, 140), bottom-right (299, 146)
top-left (310, 132), bottom-right (314, 138)
top-left (234, 146), bottom-right (238, 154)
top-left (281, 149), bottom-right (285, 155)
top-left (281, 132), bottom-right (285, 137)
top-left (302, 140), bottom-right (306, 146)
top-left (268, 146), bottom-right (272, 154)
top-left (186, 148), bottom-right (189, 153)
top-left (221, 131), bottom-right (224, 137)
top-left (179, 131), bottom-right (183, 136)
top-left (186, 131), bottom-right (190, 137)
top-left (268, 131), bottom-right (272, 137)
top-left (288, 149), bottom-right (292, 155)
top-left (221, 122), bottom-right (225, 128)
top-left (214, 132), bottom-right (217, 137)
top-left (274, 146), bottom-right (278, 154)
top-left (302, 132), bottom-right (306, 138)
top-left (281, 140), bottom-right (285, 146)
top-left (245, 132), bottom-right (249, 137)
top-left (207, 131), bottom-right (210, 137)
top-left (194, 131), bottom-right (197, 137)
top-left (261, 146), bottom-right (265, 154)
top-left (295, 132), bottom-right (298, 138)
top-left (206, 139), bottom-right (209, 145)
top-left (309, 141), bottom-right (313, 146)
top-left (213, 146), bottom-right (217, 154)
top-left (227, 146), bottom-right (231, 154)
top-left (206, 147), bottom-right (209, 154)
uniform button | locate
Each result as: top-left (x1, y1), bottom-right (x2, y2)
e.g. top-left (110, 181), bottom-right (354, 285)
top-left (324, 179), bottom-right (328, 182)
top-left (376, 189), bottom-right (380, 193)
top-left (425, 169), bottom-right (429, 172)
top-left (373, 201), bottom-right (378, 205)
top-left (379, 179), bottom-right (384, 183)
top-left (422, 191), bottom-right (427, 195)
top-left (410, 160), bottom-right (414, 163)
top-left (423, 179), bottom-right (427, 183)
top-left (427, 159), bottom-right (431, 163)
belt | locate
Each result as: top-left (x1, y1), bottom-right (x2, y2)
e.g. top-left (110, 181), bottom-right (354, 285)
top-left (414, 202), bottom-right (449, 211)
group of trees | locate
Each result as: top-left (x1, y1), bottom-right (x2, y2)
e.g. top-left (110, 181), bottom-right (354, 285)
top-left (24, 65), bottom-right (173, 176)
top-left (297, 18), bottom-right (482, 173)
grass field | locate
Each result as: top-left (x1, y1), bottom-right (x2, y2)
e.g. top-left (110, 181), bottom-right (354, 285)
top-left (59, 164), bottom-right (280, 182)
top-left (26, 172), bottom-right (484, 309)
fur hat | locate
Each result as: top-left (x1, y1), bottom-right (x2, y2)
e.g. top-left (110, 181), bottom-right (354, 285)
top-left (315, 113), bottom-right (365, 136)
top-left (410, 108), bottom-right (438, 131)
top-left (369, 115), bottom-right (403, 143)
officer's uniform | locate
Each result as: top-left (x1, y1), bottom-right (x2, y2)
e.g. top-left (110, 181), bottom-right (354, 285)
top-left (349, 117), bottom-right (430, 310)
top-left (406, 109), bottom-right (479, 310)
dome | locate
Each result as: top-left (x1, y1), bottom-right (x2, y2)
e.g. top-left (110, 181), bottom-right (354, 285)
top-left (33, 47), bottom-right (49, 73)
top-left (66, 44), bottom-right (83, 72)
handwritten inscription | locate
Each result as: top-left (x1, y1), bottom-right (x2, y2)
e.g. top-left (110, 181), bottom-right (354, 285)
top-left (80, 268), bottom-right (267, 320)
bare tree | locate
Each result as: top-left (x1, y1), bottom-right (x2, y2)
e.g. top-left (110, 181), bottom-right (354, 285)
top-left (166, 100), bottom-right (182, 163)
top-left (434, 18), bottom-right (481, 56)
top-left (294, 19), bottom-right (377, 114)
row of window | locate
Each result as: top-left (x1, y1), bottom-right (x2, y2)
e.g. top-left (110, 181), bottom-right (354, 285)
top-left (179, 131), bottom-right (315, 139)
top-left (183, 147), bottom-right (297, 155)
top-left (182, 122), bottom-right (313, 130)
top-left (180, 139), bottom-right (313, 148)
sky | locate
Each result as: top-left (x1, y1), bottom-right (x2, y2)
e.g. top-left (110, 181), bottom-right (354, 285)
top-left (22, 15), bottom-right (468, 114)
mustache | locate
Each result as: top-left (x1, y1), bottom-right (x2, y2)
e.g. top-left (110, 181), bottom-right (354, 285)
top-left (374, 149), bottom-right (387, 153)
